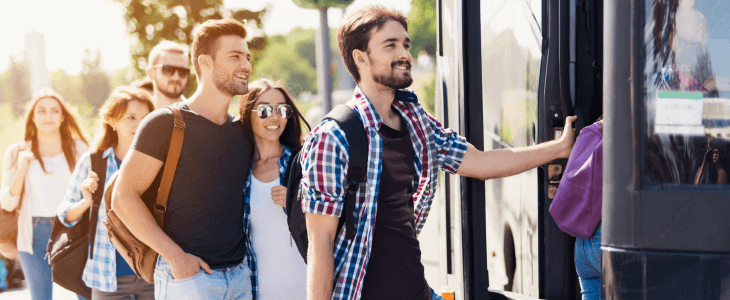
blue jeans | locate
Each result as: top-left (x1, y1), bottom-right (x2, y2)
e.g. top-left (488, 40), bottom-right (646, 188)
top-left (574, 225), bottom-right (602, 300)
top-left (430, 287), bottom-right (445, 300)
top-left (154, 256), bottom-right (252, 300)
top-left (18, 221), bottom-right (53, 300)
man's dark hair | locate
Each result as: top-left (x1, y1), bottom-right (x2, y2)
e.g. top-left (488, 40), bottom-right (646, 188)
top-left (337, 6), bottom-right (408, 83)
top-left (191, 19), bottom-right (248, 78)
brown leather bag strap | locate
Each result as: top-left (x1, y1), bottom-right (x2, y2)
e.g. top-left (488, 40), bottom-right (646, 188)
top-left (152, 107), bottom-right (186, 226)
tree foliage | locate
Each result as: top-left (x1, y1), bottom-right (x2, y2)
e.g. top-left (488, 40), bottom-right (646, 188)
top-left (81, 48), bottom-right (111, 112)
top-left (51, 70), bottom-right (84, 104)
top-left (292, 0), bottom-right (353, 9)
top-left (408, 0), bottom-right (437, 57)
top-left (2, 55), bottom-right (31, 117)
top-left (253, 27), bottom-right (340, 97)
top-left (114, 0), bottom-right (268, 95)
top-left (254, 28), bottom-right (317, 96)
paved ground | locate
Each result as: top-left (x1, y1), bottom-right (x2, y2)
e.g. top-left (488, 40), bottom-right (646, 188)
top-left (0, 198), bottom-right (442, 300)
top-left (0, 283), bottom-right (77, 300)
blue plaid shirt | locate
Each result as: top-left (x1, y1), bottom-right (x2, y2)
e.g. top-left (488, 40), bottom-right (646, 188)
top-left (300, 86), bottom-right (468, 300)
top-left (243, 145), bottom-right (293, 300)
top-left (59, 147), bottom-right (261, 294)
top-left (57, 147), bottom-right (122, 292)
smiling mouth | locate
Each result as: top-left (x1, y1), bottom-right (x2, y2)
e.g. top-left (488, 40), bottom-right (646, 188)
top-left (235, 74), bottom-right (249, 83)
top-left (265, 125), bottom-right (280, 130)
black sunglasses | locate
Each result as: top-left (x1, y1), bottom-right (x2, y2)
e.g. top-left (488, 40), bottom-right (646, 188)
top-left (252, 104), bottom-right (293, 119)
top-left (150, 64), bottom-right (190, 77)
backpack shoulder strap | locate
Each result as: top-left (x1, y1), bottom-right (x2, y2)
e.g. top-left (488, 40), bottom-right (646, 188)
top-left (324, 105), bottom-right (367, 240)
top-left (152, 107), bottom-right (186, 227)
top-left (88, 150), bottom-right (108, 258)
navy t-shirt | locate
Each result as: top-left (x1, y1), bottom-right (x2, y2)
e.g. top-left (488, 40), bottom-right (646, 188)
top-left (131, 102), bottom-right (252, 269)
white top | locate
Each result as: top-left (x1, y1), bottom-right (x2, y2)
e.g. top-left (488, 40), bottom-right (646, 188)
top-left (0, 140), bottom-right (87, 254)
top-left (27, 153), bottom-right (72, 217)
top-left (250, 175), bottom-right (307, 300)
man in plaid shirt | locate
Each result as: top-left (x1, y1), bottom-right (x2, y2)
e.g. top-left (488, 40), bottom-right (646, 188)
top-left (302, 7), bottom-right (577, 300)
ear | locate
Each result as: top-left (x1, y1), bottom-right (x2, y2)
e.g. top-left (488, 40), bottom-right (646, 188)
top-left (353, 49), bottom-right (369, 70)
top-left (106, 121), bottom-right (116, 132)
top-left (198, 55), bottom-right (212, 74)
top-left (146, 67), bottom-right (155, 81)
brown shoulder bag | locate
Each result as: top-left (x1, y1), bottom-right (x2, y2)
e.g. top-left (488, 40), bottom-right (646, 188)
top-left (0, 144), bottom-right (27, 259)
top-left (102, 107), bottom-right (185, 284)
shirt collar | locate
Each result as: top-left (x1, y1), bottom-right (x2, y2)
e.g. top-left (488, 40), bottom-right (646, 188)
top-left (350, 85), bottom-right (419, 129)
top-left (102, 147), bottom-right (115, 159)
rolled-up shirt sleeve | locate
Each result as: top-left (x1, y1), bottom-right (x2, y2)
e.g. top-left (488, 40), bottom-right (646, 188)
top-left (57, 152), bottom-right (92, 228)
top-left (427, 112), bottom-right (468, 174)
top-left (0, 144), bottom-right (20, 211)
top-left (300, 120), bottom-right (348, 218)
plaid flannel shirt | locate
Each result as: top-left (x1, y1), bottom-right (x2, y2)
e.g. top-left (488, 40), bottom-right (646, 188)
top-left (243, 145), bottom-right (293, 300)
top-left (300, 86), bottom-right (468, 300)
top-left (57, 147), bottom-right (121, 292)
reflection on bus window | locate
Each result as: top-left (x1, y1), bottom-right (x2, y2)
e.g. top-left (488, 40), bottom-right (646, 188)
top-left (694, 137), bottom-right (728, 184)
top-left (643, 0), bottom-right (730, 186)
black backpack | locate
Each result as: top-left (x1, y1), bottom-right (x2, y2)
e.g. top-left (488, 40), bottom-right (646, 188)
top-left (47, 151), bottom-right (107, 299)
top-left (284, 105), bottom-right (368, 262)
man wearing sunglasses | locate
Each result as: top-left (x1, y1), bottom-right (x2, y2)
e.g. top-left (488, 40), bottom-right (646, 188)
top-left (146, 41), bottom-right (190, 108)
top-left (112, 19), bottom-right (256, 299)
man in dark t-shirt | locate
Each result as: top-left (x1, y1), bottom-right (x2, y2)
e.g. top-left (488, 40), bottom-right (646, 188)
top-left (111, 19), bottom-right (256, 300)
top-left (303, 7), bottom-right (577, 300)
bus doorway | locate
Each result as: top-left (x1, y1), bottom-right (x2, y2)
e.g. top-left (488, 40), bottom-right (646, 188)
top-left (435, 0), bottom-right (604, 299)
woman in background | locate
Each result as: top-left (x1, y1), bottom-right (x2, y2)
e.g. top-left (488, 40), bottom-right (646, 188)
top-left (0, 88), bottom-right (88, 300)
top-left (57, 86), bottom-right (155, 299)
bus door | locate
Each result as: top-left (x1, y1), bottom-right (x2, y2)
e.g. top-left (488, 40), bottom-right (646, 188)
top-left (437, 0), bottom-right (604, 299)
top-left (604, 0), bottom-right (730, 298)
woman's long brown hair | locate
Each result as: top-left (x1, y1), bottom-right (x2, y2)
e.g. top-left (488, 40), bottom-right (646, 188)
top-left (23, 88), bottom-right (88, 173)
top-left (94, 87), bottom-right (155, 152)
top-left (239, 78), bottom-right (310, 150)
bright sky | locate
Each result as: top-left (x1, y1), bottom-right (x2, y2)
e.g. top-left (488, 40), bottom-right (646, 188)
top-left (0, 0), bottom-right (411, 75)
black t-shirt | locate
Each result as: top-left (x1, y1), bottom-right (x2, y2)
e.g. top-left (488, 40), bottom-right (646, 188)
top-left (361, 116), bottom-right (430, 300)
top-left (132, 102), bottom-right (252, 269)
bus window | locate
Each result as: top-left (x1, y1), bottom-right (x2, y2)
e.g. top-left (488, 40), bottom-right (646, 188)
top-left (643, 0), bottom-right (730, 186)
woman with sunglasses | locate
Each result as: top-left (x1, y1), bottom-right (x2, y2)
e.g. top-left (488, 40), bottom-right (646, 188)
top-left (1, 88), bottom-right (88, 300)
top-left (239, 78), bottom-right (308, 299)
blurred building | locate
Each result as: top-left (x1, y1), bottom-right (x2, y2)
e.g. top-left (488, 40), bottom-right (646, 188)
top-left (24, 28), bottom-right (52, 94)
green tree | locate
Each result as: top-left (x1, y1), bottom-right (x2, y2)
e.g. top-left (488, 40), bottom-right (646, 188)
top-left (51, 70), bottom-right (84, 104)
top-left (408, 0), bottom-right (437, 57)
top-left (114, 0), bottom-right (268, 96)
top-left (253, 28), bottom-right (341, 96)
top-left (255, 43), bottom-right (317, 97)
top-left (81, 48), bottom-right (111, 112)
top-left (3, 55), bottom-right (31, 117)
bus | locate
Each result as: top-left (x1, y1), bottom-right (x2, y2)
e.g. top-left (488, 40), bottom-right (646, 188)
top-left (434, 0), bottom-right (730, 299)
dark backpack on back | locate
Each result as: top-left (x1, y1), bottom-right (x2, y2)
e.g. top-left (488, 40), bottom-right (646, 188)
top-left (47, 151), bottom-right (107, 300)
top-left (284, 105), bottom-right (368, 262)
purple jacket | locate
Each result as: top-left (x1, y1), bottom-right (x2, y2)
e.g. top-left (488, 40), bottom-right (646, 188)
top-left (549, 123), bottom-right (603, 239)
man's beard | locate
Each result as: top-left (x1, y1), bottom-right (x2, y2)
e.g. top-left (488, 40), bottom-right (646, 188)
top-left (371, 60), bottom-right (413, 90)
top-left (156, 80), bottom-right (185, 99)
top-left (213, 67), bottom-right (248, 96)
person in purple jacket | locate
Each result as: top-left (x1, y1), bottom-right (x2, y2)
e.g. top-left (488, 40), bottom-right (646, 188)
top-left (550, 117), bottom-right (604, 300)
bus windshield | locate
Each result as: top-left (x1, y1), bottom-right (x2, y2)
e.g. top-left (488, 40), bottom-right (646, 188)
top-left (643, 0), bottom-right (730, 186)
